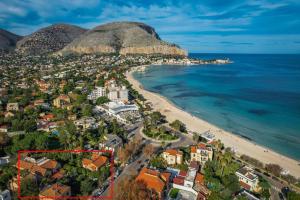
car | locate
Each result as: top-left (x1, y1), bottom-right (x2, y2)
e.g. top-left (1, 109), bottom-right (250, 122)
top-left (137, 160), bottom-right (142, 164)
top-left (145, 159), bottom-right (149, 162)
top-left (278, 192), bottom-right (284, 200)
top-left (281, 187), bottom-right (290, 197)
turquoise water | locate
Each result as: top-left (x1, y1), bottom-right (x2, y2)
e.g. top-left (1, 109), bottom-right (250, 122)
top-left (133, 53), bottom-right (300, 160)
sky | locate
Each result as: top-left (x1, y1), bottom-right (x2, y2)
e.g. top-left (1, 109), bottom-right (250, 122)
top-left (0, 0), bottom-right (300, 54)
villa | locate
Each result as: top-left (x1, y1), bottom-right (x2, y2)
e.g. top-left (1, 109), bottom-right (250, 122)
top-left (162, 149), bottom-right (183, 165)
top-left (136, 167), bottom-right (171, 199)
top-left (6, 103), bottom-right (19, 112)
top-left (99, 134), bottom-right (123, 153)
top-left (236, 166), bottom-right (259, 192)
top-left (74, 117), bottom-right (98, 131)
top-left (53, 95), bottom-right (72, 110)
top-left (190, 143), bottom-right (213, 166)
top-left (39, 183), bottom-right (71, 199)
top-left (82, 153), bottom-right (108, 171)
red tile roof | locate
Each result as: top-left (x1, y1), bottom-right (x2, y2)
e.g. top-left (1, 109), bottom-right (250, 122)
top-left (239, 181), bottom-right (251, 191)
top-left (136, 168), bottom-right (166, 195)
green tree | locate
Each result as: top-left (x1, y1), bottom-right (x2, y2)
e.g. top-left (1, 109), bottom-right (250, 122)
top-left (80, 179), bottom-right (95, 195)
top-left (82, 104), bottom-right (93, 117)
top-left (96, 96), bottom-right (110, 105)
top-left (20, 178), bottom-right (39, 196)
top-left (170, 119), bottom-right (187, 132)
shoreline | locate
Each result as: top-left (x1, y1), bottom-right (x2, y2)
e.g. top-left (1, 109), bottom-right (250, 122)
top-left (126, 66), bottom-right (300, 178)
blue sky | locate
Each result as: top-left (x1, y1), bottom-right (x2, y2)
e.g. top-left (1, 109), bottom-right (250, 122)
top-left (0, 0), bottom-right (300, 53)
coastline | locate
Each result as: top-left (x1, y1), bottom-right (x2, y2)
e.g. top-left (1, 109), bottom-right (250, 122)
top-left (126, 66), bottom-right (300, 178)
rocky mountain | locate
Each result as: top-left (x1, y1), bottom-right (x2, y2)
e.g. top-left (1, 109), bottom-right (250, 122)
top-left (59, 22), bottom-right (187, 56)
top-left (16, 24), bottom-right (87, 55)
top-left (0, 29), bottom-right (22, 52)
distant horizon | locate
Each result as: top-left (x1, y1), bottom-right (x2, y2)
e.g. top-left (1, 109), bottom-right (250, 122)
top-left (1, 0), bottom-right (300, 54)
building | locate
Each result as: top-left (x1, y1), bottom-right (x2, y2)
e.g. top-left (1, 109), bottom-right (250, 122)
top-left (234, 190), bottom-right (260, 200)
top-left (53, 95), bottom-right (71, 110)
top-left (6, 103), bottom-right (19, 111)
top-left (106, 80), bottom-right (128, 102)
top-left (20, 158), bottom-right (60, 178)
top-left (162, 149), bottom-right (183, 165)
top-left (74, 117), bottom-right (98, 131)
top-left (39, 183), bottom-right (71, 199)
top-left (235, 166), bottom-right (259, 192)
top-left (99, 134), bottom-right (122, 153)
top-left (0, 125), bottom-right (8, 133)
top-left (136, 168), bottom-right (170, 199)
top-left (82, 153), bottom-right (108, 171)
top-left (190, 143), bottom-right (213, 165)
top-left (87, 86), bottom-right (106, 101)
top-left (0, 156), bottom-right (10, 166)
top-left (0, 190), bottom-right (11, 200)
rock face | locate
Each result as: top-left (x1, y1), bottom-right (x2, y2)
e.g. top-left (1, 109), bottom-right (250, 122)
top-left (0, 29), bottom-right (22, 52)
top-left (60, 22), bottom-right (187, 56)
top-left (16, 24), bottom-right (87, 55)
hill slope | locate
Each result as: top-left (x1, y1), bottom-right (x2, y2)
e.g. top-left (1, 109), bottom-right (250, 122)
top-left (0, 29), bottom-right (22, 52)
top-left (16, 24), bottom-right (87, 55)
top-left (59, 22), bottom-right (187, 56)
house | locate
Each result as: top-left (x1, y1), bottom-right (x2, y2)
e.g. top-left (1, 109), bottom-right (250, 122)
top-left (236, 166), bottom-right (259, 192)
top-left (0, 124), bottom-right (9, 133)
top-left (0, 190), bottom-right (11, 200)
top-left (135, 167), bottom-right (170, 199)
top-left (190, 143), bottom-right (213, 165)
top-left (36, 80), bottom-right (51, 92)
top-left (193, 173), bottom-right (211, 200)
top-left (99, 134), bottom-right (122, 153)
top-left (39, 183), bottom-right (71, 199)
top-left (6, 103), bottom-right (19, 111)
top-left (74, 117), bottom-right (98, 131)
top-left (40, 113), bottom-right (55, 121)
top-left (4, 111), bottom-right (14, 118)
top-left (172, 162), bottom-right (201, 197)
top-left (20, 158), bottom-right (60, 177)
top-left (82, 154), bottom-right (108, 171)
top-left (53, 95), bottom-right (72, 110)
top-left (162, 149), bottom-right (183, 165)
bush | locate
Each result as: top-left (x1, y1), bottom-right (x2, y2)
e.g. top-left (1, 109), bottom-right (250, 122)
top-left (240, 154), bottom-right (264, 168)
top-left (169, 188), bottom-right (179, 199)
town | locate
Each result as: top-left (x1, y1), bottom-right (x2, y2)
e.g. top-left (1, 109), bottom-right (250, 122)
top-left (0, 52), bottom-right (300, 200)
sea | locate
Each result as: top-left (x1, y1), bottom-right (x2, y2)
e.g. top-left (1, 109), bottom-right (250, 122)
top-left (133, 53), bottom-right (300, 160)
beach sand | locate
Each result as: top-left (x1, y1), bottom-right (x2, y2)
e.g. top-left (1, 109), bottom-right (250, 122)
top-left (126, 67), bottom-right (300, 178)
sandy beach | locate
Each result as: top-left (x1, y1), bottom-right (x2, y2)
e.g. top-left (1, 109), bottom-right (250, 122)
top-left (126, 67), bottom-right (300, 178)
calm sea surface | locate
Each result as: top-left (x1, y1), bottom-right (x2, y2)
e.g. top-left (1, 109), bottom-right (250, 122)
top-left (133, 53), bottom-right (300, 160)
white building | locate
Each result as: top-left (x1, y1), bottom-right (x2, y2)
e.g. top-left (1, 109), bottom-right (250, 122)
top-left (87, 87), bottom-right (106, 101)
top-left (235, 166), bottom-right (259, 192)
top-left (162, 149), bottom-right (183, 165)
top-left (0, 190), bottom-right (11, 200)
top-left (74, 117), bottom-right (98, 130)
top-left (190, 143), bottom-right (213, 165)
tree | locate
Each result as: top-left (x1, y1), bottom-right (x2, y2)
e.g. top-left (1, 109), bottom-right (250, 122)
top-left (265, 163), bottom-right (282, 177)
top-left (20, 178), bottom-right (39, 196)
top-left (143, 144), bottom-right (154, 158)
top-left (24, 119), bottom-right (37, 132)
top-left (287, 191), bottom-right (300, 200)
top-left (149, 111), bottom-right (165, 126)
top-left (115, 177), bottom-right (155, 200)
top-left (169, 119), bottom-right (186, 132)
top-left (96, 96), bottom-right (110, 105)
top-left (0, 132), bottom-right (10, 153)
top-left (80, 179), bottom-right (95, 195)
top-left (150, 156), bottom-right (167, 169)
top-left (82, 104), bottom-right (93, 117)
